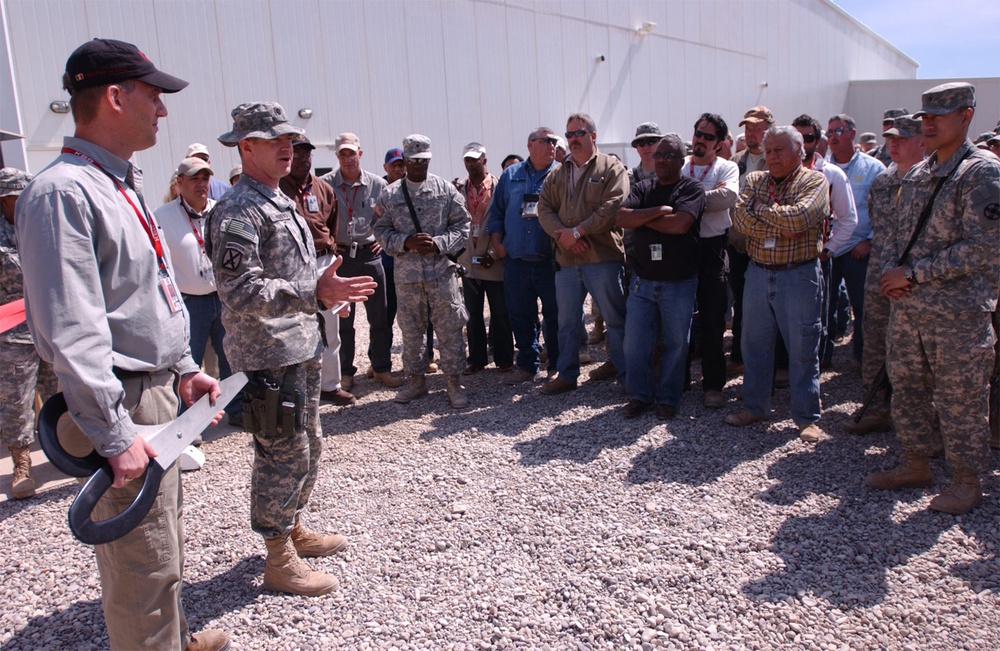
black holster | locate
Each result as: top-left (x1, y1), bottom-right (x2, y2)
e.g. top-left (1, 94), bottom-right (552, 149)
top-left (242, 378), bottom-right (306, 436)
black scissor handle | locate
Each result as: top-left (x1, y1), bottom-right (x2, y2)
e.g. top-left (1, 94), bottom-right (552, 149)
top-left (38, 392), bottom-right (104, 478)
top-left (69, 461), bottom-right (164, 545)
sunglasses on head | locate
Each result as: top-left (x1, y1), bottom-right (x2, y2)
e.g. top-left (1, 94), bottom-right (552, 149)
top-left (565, 129), bottom-right (590, 139)
top-left (693, 129), bottom-right (718, 142)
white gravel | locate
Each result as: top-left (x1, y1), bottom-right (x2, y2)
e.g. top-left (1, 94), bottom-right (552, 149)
top-left (2, 317), bottom-right (998, 650)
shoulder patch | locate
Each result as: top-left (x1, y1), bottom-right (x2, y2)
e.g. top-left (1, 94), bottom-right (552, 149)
top-left (984, 203), bottom-right (1000, 222)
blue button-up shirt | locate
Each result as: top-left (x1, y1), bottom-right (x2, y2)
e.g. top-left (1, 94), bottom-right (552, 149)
top-left (830, 151), bottom-right (885, 256)
top-left (486, 158), bottom-right (557, 260)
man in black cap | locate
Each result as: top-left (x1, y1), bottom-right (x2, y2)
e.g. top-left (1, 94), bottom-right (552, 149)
top-left (15, 38), bottom-right (228, 651)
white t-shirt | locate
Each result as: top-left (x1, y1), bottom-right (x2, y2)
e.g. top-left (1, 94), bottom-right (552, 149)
top-left (682, 156), bottom-right (739, 238)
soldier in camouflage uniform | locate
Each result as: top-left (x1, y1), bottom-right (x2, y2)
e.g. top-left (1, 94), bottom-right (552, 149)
top-left (846, 115), bottom-right (925, 435)
top-left (866, 83), bottom-right (1000, 514)
top-left (0, 168), bottom-right (57, 499)
top-left (868, 108), bottom-right (909, 168)
top-left (207, 103), bottom-right (376, 596)
top-left (374, 134), bottom-right (471, 408)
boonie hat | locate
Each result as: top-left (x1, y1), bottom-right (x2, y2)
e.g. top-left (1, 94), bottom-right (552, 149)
top-left (218, 102), bottom-right (303, 147)
top-left (882, 115), bottom-right (922, 139)
top-left (64, 38), bottom-right (188, 93)
top-left (738, 106), bottom-right (774, 127)
top-left (335, 133), bottom-right (361, 152)
top-left (384, 148), bottom-right (403, 164)
top-left (0, 167), bottom-right (32, 197)
top-left (403, 134), bottom-right (432, 160)
top-left (176, 157), bottom-right (213, 177)
top-left (631, 122), bottom-right (663, 147)
top-left (463, 142), bottom-right (486, 159)
top-left (913, 82), bottom-right (976, 118)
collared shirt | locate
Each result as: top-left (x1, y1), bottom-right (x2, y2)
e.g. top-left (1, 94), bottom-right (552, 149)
top-left (322, 168), bottom-right (386, 245)
top-left (278, 172), bottom-right (337, 256)
top-left (807, 154), bottom-right (858, 253)
top-left (15, 136), bottom-right (198, 456)
top-left (830, 150), bottom-right (885, 256)
top-left (0, 216), bottom-right (30, 345)
top-left (682, 155), bottom-right (739, 237)
top-left (880, 140), bottom-right (1000, 314)
top-left (206, 175), bottom-right (324, 371)
top-left (486, 158), bottom-right (557, 260)
top-left (458, 173), bottom-right (501, 281)
top-left (155, 196), bottom-right (218, 295)
top-left (734, 166), bottom-right (829, 266)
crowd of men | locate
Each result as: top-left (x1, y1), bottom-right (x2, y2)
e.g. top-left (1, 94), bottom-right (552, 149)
top-left (0, 36), bottom-right (998, 651)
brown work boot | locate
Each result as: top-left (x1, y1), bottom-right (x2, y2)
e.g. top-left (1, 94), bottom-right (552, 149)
top-left (446, 375), bottom-right (469, 408)
top-left (541, 376), bottom-right (577, 395)
top-left (262, 534), bottom-right (339, 596)
top-left (394, 374), bottom-right (428, 404)
top-left (185, 629), bottom-right (231, 651)
top-left (843, 409), bottom-right (892, 435)
top-left (9, 446), bottom-right (35, 499)
top-left (588, 361), bottom-right (617, 381)
top-left (928, 473), bottom-right (982, 514)
top-left (373, 370), bottom-right (404, 388)
top-left (587, 315), bottom-right (605, 344)
top-left (865, 452), bottom-right (932, 490)
top-left (291, 522), bottom-right (348, 557)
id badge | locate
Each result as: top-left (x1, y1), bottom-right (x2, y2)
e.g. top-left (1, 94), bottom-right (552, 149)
top-left (199, 258), bottom-right (215, 282)
top-left (521, 193), bottom-right (540, 218)
top-left (472, 223), bottom-right (481, 238)
top-left (650, 243), bottom-right (663, 261)
top-left (306, 195), bottom-right (319, 213)
top-left (764, 237), bottom-right (777, 249)
top-left (159, 268), bottom-right (183, 314)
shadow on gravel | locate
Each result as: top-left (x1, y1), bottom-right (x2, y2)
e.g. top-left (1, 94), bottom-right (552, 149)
top-left (1, 598), bottom-right (107, 651)
top-left (741, 435), bottom-right (988, 607)
top-left (183, 556), bottom-right (262, 627)
top-left (513, 408), bottom-right (645, 466)
top-left (0, 482), bottom-right (77, 525)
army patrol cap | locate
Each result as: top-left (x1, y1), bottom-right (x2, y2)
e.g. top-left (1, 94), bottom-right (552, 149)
top-left (64, 38), bottom-right (188, 93)
top-left (403, 134), bottom-right (432, 160)
top-left (881, 108), bottom-right (909, 123)
top-left (913, 82), bottom-right (976, 118)
top-left (0, 167), bottom-right (32, 197)
top-left (859, 132), bottom-right (878, 145)
top-left (463, 142), bottom-right (486, 159)
top-left (882, 115), bottom-right (922, 139)
top-left (973, 132), bottom-right (994, 144)
top-left (738, 106), bottom-right (775, 127)
top-left (176, 157), bottom-right (213, 177)
top-left (218, 102), bottom-right (304, 147)
top-left (630, 122), bottom-right (663, 147)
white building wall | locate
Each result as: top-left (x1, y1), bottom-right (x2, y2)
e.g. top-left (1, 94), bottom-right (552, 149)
top-left (2, 0), bottom-right (919, 201)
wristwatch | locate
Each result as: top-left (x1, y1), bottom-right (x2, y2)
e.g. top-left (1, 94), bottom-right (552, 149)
top-left (902, 265), bottom-right (916, 283)
top-left (572, 227), bottom-right (582, 240)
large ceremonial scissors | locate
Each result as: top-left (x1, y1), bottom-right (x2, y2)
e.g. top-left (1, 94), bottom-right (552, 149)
top-left (38, 372), bottom-right (247, 545)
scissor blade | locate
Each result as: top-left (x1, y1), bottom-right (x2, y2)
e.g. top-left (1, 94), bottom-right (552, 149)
top-left (147, 372), bottom-right (248, 469)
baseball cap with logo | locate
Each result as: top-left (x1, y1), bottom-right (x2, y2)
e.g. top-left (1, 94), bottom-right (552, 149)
top-left (186, 143), bottom-right (210, 159)
top-left (913, 82), bottom-right (976, 118)
top-left (291, 133), bottom-right (315, 150)
top-left (218, 102), bottom-right (304, 147)
top-left (882, 115), bottom-right (922, 139)
top-left (738, 106), bottom-right (775, 127)
top-left (402, 134), bottom-right (432, 160)
top-left (64, 38), bottom-right (188, 94)
top-left (0, 167), bottom-right (32, 197)
top-left (335, 133), bottom-right (361, 152)
top-left (384, 148), bottom-right (403, 164)
top-left (630, 122), bottom-right (663, 147)
top-left (176, 157), bottom-right (213, 177)
top-left (463, 142), bottom-right (486, 159)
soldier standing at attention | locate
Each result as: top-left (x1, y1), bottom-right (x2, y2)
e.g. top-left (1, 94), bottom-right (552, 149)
top-left (866, 83), bottom-right (1000, 514)
top-left (208, 102), bottom-right (376, 595)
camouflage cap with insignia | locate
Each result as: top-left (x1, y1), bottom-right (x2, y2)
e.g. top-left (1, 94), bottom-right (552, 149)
top-left (0, 167), bottom-right (32, 197)
top-left (402, 134), bottom-right (432, 159)
top-left (218, 102), bottom-right (304, 147)
top-left (882, 115), bottom-right (922, 139)
top-left (881, 108), bottom-right (909, 122)
top-left (913, 82), bottom-right (975, 118)
top-left (859, 132), bottom-right (878, 144)
top-left (630, 122), bottom-right (663, 147)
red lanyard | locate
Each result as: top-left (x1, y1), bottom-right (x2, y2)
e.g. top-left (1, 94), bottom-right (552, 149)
top-left (767, 166), bottom-right (800, 206)
top-left (62, 147), bottom-right (166, 268)
top-left (466, 179), bottom-right (490, 221)
top-left (687, 159), bottom-right (713, 184)
top-left (182, 201), bottom-right (206, 249)
top-left (341, 183), bottom-right (360, 220)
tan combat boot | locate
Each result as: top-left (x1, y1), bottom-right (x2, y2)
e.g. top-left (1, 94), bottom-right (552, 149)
top-left (864, 452), bottom-right (932, 490)
top-left (9, 446), bottom-right (35, 499)
top-left (291, 521), bottom-right (348, 557)
top-left (393, 374), bottom-right (428, 404)
top-left (262, 534), bottom-right (339, 596)
top-left (446, 375), bottom-right (468, 408)
top-left (928, 473), bottom-right (982, 514)
top-left (843, 408), bottom-right (892, 435)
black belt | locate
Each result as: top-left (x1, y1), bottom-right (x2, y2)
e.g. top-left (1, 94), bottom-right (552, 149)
top-left (754, 258), bottom-right (816, 272)
top-left (316, 246), bottom-right (333, 258)
top-left (181, 291), bottom-right (217, 299)
top-left (113, 366), bottom-right (154, 380)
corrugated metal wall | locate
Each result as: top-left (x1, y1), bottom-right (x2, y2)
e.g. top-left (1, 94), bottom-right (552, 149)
top-left (2, 0), bottom-right (918, 200)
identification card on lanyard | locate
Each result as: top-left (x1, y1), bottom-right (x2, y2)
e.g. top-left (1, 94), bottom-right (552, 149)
top-left (159, 268), bottom-right (183, 313)
top-left (306, 195), bottom-right (319, 213)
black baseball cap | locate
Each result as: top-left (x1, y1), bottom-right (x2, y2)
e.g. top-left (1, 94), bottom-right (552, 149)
top-left (65, 38), bottom-right (188, 93)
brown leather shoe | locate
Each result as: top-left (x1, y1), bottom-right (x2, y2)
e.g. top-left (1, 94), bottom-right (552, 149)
top-left (798, 423), bottom-right (823, 443)
top-left (541, 377), bottom-right (577, 395)
top-left (463, 363), bottom-right (484, 375)
top-left (928, 473), bottom-right (982, 514)
top-left (623, 399), bottom-right (652, 419)
top-left (655, 404), bottom-right (677, 420)
top-left (185, 629), bottom-right (230, 651)
top-left (320, 388), bottom-right (356, 405)
top-left (505, 368), bottom-right (539, 385)
top-left (724, 410), bottom-right (769, 427)
top-left (372, 370), bottom-right (404, 388)
top-left (703, 390), bottom-right (725, 409)
top-left (588, 361), bottom-right (617, 381)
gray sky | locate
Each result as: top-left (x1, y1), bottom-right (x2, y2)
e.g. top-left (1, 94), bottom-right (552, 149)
top-left (832, 0), bottom-right (1000, 79)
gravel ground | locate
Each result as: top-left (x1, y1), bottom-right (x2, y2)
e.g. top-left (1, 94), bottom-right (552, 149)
top-left (1, 313), bottom-right (998, 651)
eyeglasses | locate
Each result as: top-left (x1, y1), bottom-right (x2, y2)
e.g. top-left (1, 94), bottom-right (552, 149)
top-left (565, 129), bottom-right (591, 139)
top-left (828, 127), bottom-right (852, 137)
top-left (651, 152), bottom-right (684, 160)
top-left (693, 129), bottom-right (718, 142)
top-left (405, 158), bottom-right (430, 165)
top-left (801, 133), bottom-right (818, 143)
top-left (634, 138), bottom-right (660, 148)
top-left (531, 137), bottom-right (558, 146)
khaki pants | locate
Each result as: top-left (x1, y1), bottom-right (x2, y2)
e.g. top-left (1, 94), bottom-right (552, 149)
top-left (77, 370), bottom-right (188, 650)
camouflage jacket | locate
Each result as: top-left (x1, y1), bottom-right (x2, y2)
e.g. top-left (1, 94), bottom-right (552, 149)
top-left (374, 174), bottom-right (470, 283)
top-left (867, 163), bottom-right (902, 263)
top-left (205, 175), bottom-right (323, 371)
top-left (880, 140), bottom-right (1000, 314)
top-left (0, 217), bottom-right (30, 344)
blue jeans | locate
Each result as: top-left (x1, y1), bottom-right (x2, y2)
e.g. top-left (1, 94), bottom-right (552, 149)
top-left (554, 261), bottom-right (627, 382)
top-left (503, 257), bottom-right (559, 374)
top-left (184, 292), bottom-right (241, 418)
top-left (741, 261), bottom-right (822, 425)
top-left (625, 275), bottom-right (697, 406)
top-left (824, 251), bottom-right (868, 362)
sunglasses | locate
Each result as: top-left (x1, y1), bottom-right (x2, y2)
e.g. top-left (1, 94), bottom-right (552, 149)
top-left (634, 138), bottom-right (660, 148)
top-left (801, 133), bottom-right (818, 143)
top-left (405, 158), bottom-right (430, 165)
top-left (652, 152), bottom-right (684, 160)
top-left (531, 137), bottom-right (558, 146)
top-left (565, 129), bottom-right (591, 139)
top-left (693, 129), bottom-right (718, 142)
top-left (828, 127), bottom-right (852, 137)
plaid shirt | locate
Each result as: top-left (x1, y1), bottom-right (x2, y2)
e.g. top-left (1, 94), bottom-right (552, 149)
top-left (734, 166), bottom-right (829, 265)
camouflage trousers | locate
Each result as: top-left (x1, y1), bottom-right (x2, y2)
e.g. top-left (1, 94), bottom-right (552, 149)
top-left (860, 260), bottom-right (891, 392)
top-left (0, 341), bottom-right (57, 448)
top-left (396, 274), bottom-right (468, 376)
top-left (887, 308), bottom-right (995, 475)
top-left (247, 355), bottom-right (323, 539)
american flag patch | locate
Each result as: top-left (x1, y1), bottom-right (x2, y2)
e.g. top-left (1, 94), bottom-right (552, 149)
top-left (224, 219), bottom-right (258, 243)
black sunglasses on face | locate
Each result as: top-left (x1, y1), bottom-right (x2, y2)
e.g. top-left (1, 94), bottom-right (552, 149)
top-left (531, 137), bottom-right (558, 146)
top-left (802, 133), bottom-right (818, 143)
top-left (635, 139), bottom-right (660, 148)
top-left (565, 129), bottom-right (590, 139)
top-left (652, 152), bottom-right (684, 160)
top-left (693, 129), bottom-right (718, 142)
